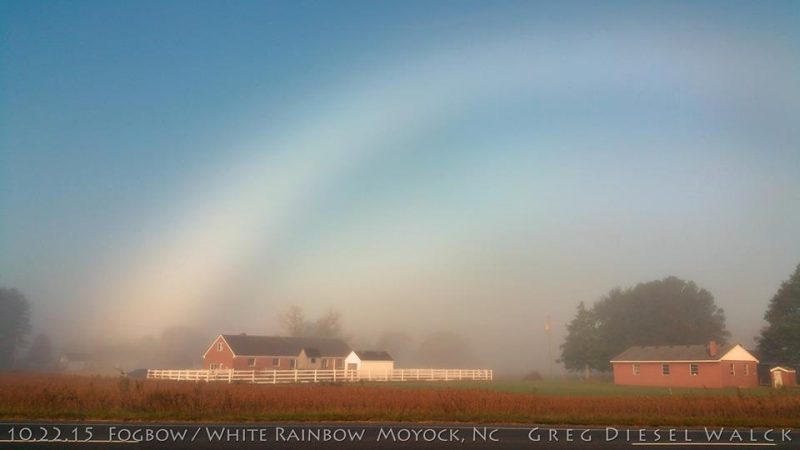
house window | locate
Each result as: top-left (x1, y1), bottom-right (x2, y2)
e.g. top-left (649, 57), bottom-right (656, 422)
top-left (690, 364), bottom-right (699, 376)
top-left (310, 358), bottom-right (316, 364)
top-left (272, 358), bottom-right (280, 367)
top-left (729, 363), bottom-right (735, 376)
top-left (336, 359), bottom-right (344, 369)
top-left (632, 364), bottom-right (640, 375)
top-left (289, 359), bottom-right (296, 369)
top-left (247, 358), bottom-right (256, 368)
top-left (662, 364), bottom-right (670, 375)
top-left (744, 364), bottom-right (749, 376)
top-left (217, 342), bottom-right (223, 352)
top-left (322, 359), bottom-right (329, 369)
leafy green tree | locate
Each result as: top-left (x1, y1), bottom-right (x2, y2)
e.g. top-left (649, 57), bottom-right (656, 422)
top-left (562, 277), bottom-right (729, 372)
top-left (757, 263), bottom-right (800, 368)
top-left (559, 302), bottom-right (605, 378)
top-left (0, 288), bottom-right (32, 370)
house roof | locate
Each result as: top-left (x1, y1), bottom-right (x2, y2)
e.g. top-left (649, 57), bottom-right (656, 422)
top-left (220, 335), bottom-right (350, 357)
top-left (304, 348), bottom-right (322, 358)
top-left (610, 343), bottom-right (739, 362)
top-left (354, 350), bottom-right (393, 361)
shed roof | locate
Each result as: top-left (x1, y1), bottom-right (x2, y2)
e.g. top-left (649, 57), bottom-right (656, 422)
top-left (354, 350), bottom-right (394, 361)
top-left (220, 335), bottom-right (350, 357)
top-left (611, 343), bottom-right (737, 362)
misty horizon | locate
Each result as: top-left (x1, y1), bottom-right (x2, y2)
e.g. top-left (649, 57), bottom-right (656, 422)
top-left (1, 1), bottom-right (799, 375)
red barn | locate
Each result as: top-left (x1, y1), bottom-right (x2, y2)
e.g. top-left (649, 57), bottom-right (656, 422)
top-left (202, 334), bottom-right (350, 370)
top-left (611, 341), bottom-right (759, 388)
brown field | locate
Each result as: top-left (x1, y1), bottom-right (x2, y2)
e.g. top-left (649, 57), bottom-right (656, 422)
top-left (1, 374), bottom-right (799, 427)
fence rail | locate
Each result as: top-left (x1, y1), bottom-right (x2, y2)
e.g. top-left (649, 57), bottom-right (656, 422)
top-left (146, 368), bottom-right (493, 384)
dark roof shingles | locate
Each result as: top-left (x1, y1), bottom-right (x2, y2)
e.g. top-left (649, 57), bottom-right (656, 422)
top-left (355, 350), bottom-right (393, 361)
top-left (221, 335), bottom-right (350, 357)
top-left (610, 343), bottom-right (736, 362)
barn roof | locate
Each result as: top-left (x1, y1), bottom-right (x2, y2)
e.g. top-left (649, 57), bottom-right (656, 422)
top-left (354, 350), bottom-right (393, 361)
top-left (610, 343), bottom-right (738, 362)
top-left (220, 335), bottom-right (350, 357)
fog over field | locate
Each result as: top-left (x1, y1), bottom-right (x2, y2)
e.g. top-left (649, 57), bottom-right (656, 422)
top-left (1, 2), bottom-right (799, 374)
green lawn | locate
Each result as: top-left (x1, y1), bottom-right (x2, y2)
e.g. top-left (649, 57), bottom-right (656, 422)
top-left (368, 379), bottom-right (800, 397)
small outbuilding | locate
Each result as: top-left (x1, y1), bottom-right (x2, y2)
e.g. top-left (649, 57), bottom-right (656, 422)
top-left (345, 350), bottom-right (394, 372)
top-left (769, 366), bottom-right (797, 388)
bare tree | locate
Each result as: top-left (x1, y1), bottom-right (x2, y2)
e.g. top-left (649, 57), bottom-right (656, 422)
top-left (313, 308), bottom-right (343, 338)
top-left (280, 305), bottom-right (310, 337)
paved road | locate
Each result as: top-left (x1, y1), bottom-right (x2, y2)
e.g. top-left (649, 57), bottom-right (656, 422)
top-left (0, 422), bottom-right (795, 449)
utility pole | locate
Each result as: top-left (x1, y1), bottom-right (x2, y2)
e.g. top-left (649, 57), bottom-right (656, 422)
top-left (545, 315), bottom-right (553, 379)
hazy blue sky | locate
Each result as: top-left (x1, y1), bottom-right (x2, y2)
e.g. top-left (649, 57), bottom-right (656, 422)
top-left (1, 1), bottom-right (798, 372)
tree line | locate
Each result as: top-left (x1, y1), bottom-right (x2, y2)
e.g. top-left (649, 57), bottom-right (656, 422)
top-left (560, 263), bottom-right (800, 376)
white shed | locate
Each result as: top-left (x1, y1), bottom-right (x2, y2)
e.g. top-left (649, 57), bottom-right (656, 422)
top-left (345, 350), bottom-right (394, 372)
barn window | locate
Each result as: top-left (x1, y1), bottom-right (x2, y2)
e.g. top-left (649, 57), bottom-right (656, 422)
top-left (289, 359), bottom-right (297, 369)
top-left (690, 364), bottom-right (699, 376)
top-left (322, 359), bottom-right (329, 369)
top-left (729, 363), bottom-right (735, 376)
top-left (217, 342), bottom-right (223, 352)
top-left (336, 359), bottom-right (344, 369)
top-left (210, 363), bottom-right (220, 370)
top-left (310, 358), bottom-right (317, 364)
top-left (744, 364), bottom-right (749, 376)
top-left (272, 358), bottom-right (280, 367)
top-left (662, 364), bottom-right (670, 375)
top-left (632, 364), bottom-right (640, 375)
top-left (247, 358), bottom-right (256, 367)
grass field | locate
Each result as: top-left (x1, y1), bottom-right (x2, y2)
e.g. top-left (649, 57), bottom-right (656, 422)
top-left (1, 374), bottom-right (798, 427)
top-left (387, 379), bottom-right (789, 397)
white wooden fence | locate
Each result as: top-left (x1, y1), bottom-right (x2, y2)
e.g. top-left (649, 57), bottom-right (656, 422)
top-left (146, 368), bottom-right (493, 384)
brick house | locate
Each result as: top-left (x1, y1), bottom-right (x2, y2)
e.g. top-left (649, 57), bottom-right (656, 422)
top-left (202, 334), bottom-right (350, 370)
top-left (610, 341), bottom-right (759, 388)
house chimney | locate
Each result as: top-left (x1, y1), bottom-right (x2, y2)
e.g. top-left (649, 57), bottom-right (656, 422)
top-left (708, 340), bottom-right (718, 358)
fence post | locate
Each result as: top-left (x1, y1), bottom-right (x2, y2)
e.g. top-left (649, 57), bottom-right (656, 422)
top-left (333, 369), bottom-right (337, 382)
top-left (206, 370), bottom-right (210, 382)
top-left (252, 370), bottom-right (256, 384)
top-left (228, 369), bottom-right (233, 383)
top-left (273, 370), bottom-right (276, 384)
top-left (294, 370), bottom-right (298, 383)
top-left (314, 370), bottom-right (317, 383)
